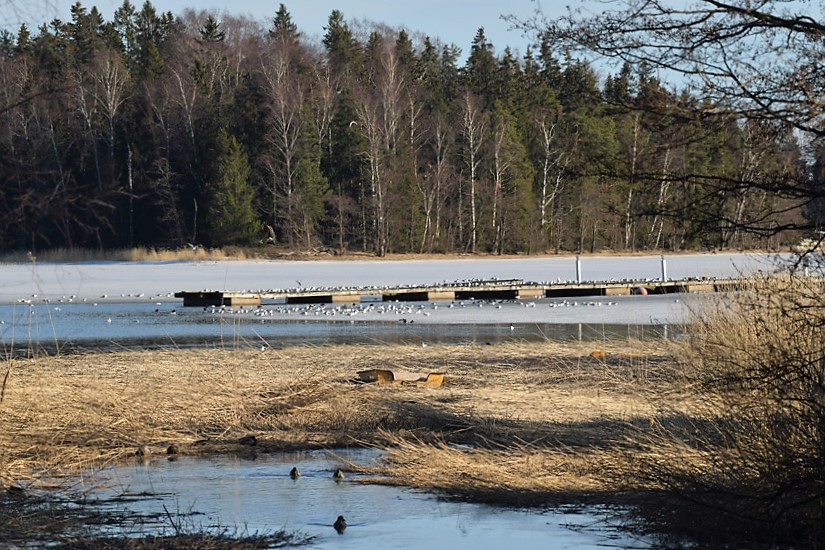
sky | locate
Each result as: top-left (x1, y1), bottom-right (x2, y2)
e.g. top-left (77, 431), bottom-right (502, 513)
top-left (11, 0), bottom-right (579, 59)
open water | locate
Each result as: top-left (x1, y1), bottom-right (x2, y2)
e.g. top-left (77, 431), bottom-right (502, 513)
top-left (83, 449), bottom-right (653, 549)
top-left (0, 294), bottom-right (683, 354)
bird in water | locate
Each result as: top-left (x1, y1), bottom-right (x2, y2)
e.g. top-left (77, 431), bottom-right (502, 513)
top-left (289, 466), bottom-right (300, 479)
top-left (333, 468), bottom-right (345, 480)
top-left (333, 515), bottom-right (347, 534)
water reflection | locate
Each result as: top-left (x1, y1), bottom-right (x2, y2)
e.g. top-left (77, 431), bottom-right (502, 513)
top-left (0, 298), bottom-right (682, 354)
top-left (85, 450), bottom-right (650, 549)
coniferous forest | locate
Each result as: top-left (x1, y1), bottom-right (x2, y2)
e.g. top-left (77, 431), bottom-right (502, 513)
top-left (0, 2), bottom-right (815, 255)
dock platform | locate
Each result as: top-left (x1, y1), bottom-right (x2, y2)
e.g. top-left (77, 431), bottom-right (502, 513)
top-left (174, 278), bottom-right (744, 307)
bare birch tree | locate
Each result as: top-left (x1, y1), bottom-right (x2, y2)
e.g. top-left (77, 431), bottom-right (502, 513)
top-left (90, 50), bottom-right (130, 189)
top-left (461, 91), bottom-right (485, 253)
top-left (536, 112), bottom-right (575, 249)
top-left (259, 38), bottom-right (304, 246)
top-left (70, 67), bottom-right (103, 191)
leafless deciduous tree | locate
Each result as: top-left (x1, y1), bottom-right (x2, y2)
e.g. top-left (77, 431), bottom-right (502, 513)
top-left (519, 0), bottom-right (825, 135)
top-left (260, 35), bottom-right (304, 246)
top-left (512, 0), bottom-right (825, 237)
top-left (460, 91), bottom-right (485, 253)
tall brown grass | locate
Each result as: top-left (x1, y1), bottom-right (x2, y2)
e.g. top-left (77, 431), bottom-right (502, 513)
top-left (1, 337), bottom-right (749, 544)
top-left (631, 272), bottom-right (825, 546)
top-left (0, 247), bottom-right (250, 263)
top-left (0, 341), bottom-right (668, 486)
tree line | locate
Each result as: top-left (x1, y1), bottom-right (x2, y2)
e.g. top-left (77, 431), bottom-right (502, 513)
top-left (0, 1), bottom-right (814, 255)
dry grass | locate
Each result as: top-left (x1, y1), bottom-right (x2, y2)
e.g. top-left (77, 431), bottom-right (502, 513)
top-left (0, 246), bottom-right (775, 265)
top-left (13, 333), bottom-right (817, 545)
top-left (0, 247), bottom-right (249, 263)
top-left (0, 341), bottom-right (678, 490)
top-left (626, 273), bottom-right (825, 546)
top-left (6, 339), bottom-right (757, 545)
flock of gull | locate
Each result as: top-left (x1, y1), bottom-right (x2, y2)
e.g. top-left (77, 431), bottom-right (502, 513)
top-left (1, 275), bottom-right (695, 329)
top-left (197, 296), bottom-right (623, 323)
top-left (185, 274), bottom-right (678, 322)
top-left (227, 276), bottom-right (670, 297)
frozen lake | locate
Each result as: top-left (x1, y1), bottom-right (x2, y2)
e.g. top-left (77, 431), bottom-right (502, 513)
top-left (0, 253), bottom-right (781, 304)
top-left (0, 253), bottom-right (782, 350)
top-left (12, 255), bottom-right (766, 547)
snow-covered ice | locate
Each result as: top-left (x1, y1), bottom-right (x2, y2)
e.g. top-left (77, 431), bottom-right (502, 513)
top-left (0, 252), bottom-right (781, 305)
top-left (0, 253), bottom-right (785, 348)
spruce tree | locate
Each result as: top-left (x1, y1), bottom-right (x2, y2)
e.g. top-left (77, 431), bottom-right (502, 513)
top-left (205, 129), bottom-right (261, 246)
top-left (270, 4), bottom-right (300, 42)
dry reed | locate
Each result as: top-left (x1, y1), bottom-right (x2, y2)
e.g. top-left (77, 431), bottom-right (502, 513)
top-left (0, 341), bottom-right (674, 485)
top-left (0, 339), bottom-right (710, 545)
top-left (628, 273), bottom-right (825, 546)
top-left (0, 246), bottom-right (248, 264)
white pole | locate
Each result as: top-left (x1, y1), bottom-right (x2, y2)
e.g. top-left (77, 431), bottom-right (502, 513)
top-left (576, 255), bottom-right (582, 284)
top-left (661, 255), bottom-right (668, 282)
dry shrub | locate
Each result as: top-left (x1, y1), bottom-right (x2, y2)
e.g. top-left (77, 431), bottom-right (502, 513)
top-left (632, 273), bottom-right (825, 545)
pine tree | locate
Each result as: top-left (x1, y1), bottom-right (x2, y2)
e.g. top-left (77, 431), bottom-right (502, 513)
top-left (322, 10), bottom-right (360, 75)
top-left (16, 24), bottom-right (31, 52)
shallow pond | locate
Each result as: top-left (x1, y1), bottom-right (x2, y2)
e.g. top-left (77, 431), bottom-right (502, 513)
top-left (82, 450), bottom-right (651, 549)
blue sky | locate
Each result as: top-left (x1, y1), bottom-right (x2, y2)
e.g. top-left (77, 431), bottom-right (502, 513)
top-left (20, 0), bottom-right (576, 58)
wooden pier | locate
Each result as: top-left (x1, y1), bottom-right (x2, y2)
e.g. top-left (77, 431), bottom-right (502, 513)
top-left (174, 278), bottom-right (744, 307)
